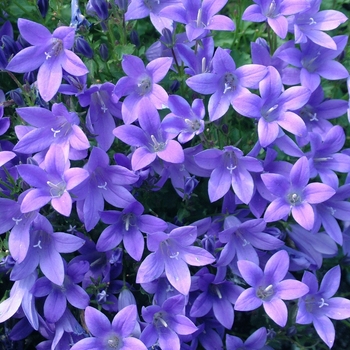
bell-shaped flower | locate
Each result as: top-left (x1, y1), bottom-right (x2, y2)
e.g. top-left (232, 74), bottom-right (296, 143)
top-left (114, 54), bottom-right (172, 124)
top-left (113, 99), bottom-right (184, 171)
top-left (287, 0), bottom-right (348, 50)
top-left (242, 0), bottom-right (310, 39)
top-left (71, 305), bottom-right (147, 350)
top-left (186, 47), bottom-right (268, 121)
top-left (234, 250), bottom-right (309, 327)
top-left (233, 66), bottom-right (311, 147)
top-left (136, 225), bottom-right (215, 295)
top-left (96, 201), bottom-right (168, 261)
top-left (10, 215), bottom-right (85, 285)
top-left (194, 145), bottom-right (263, 203)
top-left (17, 144), bottom-right (89, 217)
top-left (297, 266), bottom-right (350, 348)
top-left (262, 156), bottom-right (336, 230)
top-left (6, 18), bottom-right (88, 101)
top-left (141, 294), bottom-right (197, 350)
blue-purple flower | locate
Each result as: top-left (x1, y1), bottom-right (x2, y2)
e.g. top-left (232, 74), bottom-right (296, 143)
top-left (235, 250), bottom-right (309, 327)
top-left (6, 19), bottom-right (89, 101)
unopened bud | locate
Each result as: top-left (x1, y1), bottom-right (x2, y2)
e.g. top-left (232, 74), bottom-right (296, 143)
top-left (99, 43), bottom-right (109, 61)
top-left (37, 0), bottom-right (49, 18)
top-left (75, 36), bottom-right (94, 59)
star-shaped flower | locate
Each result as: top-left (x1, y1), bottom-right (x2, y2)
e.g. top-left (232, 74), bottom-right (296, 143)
top-left (6, 19), bottom-right (88, 101)
top-left (235, 250), bottom-right (309, 327)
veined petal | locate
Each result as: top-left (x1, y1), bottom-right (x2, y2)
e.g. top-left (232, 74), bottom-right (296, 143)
top-left (157, 140), bottom-right (184, 163)
top-left (62, 49), bottom-right (89, 76)
top-left (313, 316), bottom-right (335, 348)
top-left (44, 289), bottom-right (66, 323)
top-left (112, 304), bottom-right (137, 337)
top-left (264, 250), bottom-right (289, 284)
top-left (164, 256), bottom-right (191, 295)
top-left (52, 231), bottom-right (85, 253)
top-left (303, 183), bottom-right (336, 203)
top-left (18, 18), bottom-right (51, 45)
top-left (290, 156), bottom-right (309, 189)
top-left (131, 147), bottom-right (156, 171)
top-left (208, 166), bottom-right (231, 202)
top-left (20, 189), bottom-right (51, 213)
top-left (85, 306), bottom-right (112, 337)
top-left (277, 111), bottom-right (307, 138)
top-left (237, 259), bottom-right (263, 287)
top-left (234, 287), bottom-right (262, 311)
top-left (263, 298), bottom-right (288, 327)
top-left (136, 251), bottom-right (164, 284)
top-left (292, 202), bottom-right (315, 230)
top-left (264, 197), bottom-right (290, 222)
top-left (122, 55), bottom-right (146, 78)
top-left (325, 297), bottom-right (350, 320)
top-left (258, 118), bottom-right (279, 147)
top-left (186, 73), bottom-right (219, 94)
top-left (275, 280), bottom-right (309, 300)
top-left (37, 56), bottom-right (63, 101)
top-left (267, 16), bottom-right (288, 39)
top-left (40, 247), bottom-right (64, 285)
top-left (147, 57), bottom-right (173, 82)
top-left (6, 46), bottom-right (46, 73)
top-left (51, 192), bottom-right (72, 216)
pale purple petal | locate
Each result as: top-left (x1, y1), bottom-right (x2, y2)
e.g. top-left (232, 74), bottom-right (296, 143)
top-left (292, 202), bottom-right (315, 230)
top-left (263, 298), bottom-right (288, 326)
top-left (237, 260), bottom-right (263, 287)
top-left (234, 288), bottom-right (262, 311)
top-left (131, 147), bottom-right (157, 171)
top-left (164, 257), bottom-right (191, 295)
top-left (303, 183), bottom-right (336, 203)
top-left (313, 316), bottom-right (335, 348)
top-left (275, 280), bottom-right (309, 300)
top-left (85, 306), bottom-right (112, 337)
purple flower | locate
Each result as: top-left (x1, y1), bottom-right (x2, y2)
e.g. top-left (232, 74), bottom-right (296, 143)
top-left (242, 0), bottom-right (310, 39)
top-left (297, 266), bottom-right (350, 348)
top-left (0, 272), bottom-right (38, 330)
top-left (125, 0), bottom-right (181, 33)
top-left (17, 144), bottom-right (89, 217)
top-left (136, 225), bottom-right (215, 295)
top-left (234, 66), bottom-right (310, 147)
top-left (0, 192), bottom-right (38, 263)
top-left (70, 305), bottom-right (147, 350)
top-left (10, 215), bottom-right (85, 285)
top-left (307, 125), bottom-right (350, 189)
top-left (186, 47), bottom-right (268, 121)
top-left (114, 54), bottom-right (172, 124)
top-left (162, 95), bottom-right (205, 144)
top-left (287, 224), bottom-right (338, 269)
top-left (78, 83), bottom-right (120, 151)
top-left (72, 147), bottom-right (138, 231)
top-left (113, 100), bottom-right (184, 171)
top-left (234, 250), bottom-right (309, 327)
top-left (287, 0), bottom-right (348, 50)
top-left (96, 201), bottom-right (168, 261)
top-left (6, 19), bottom-right (88, 101)
top-left (141, 294), bottom-right (197, 350)
top-left (32, 260), bottom-right (90, 323)
top-left (14, 103), bottom-right (90, 159)
top-left (160, 0), bottom-right (235, 42)
top-left (194, 145), bottom-right (263, 203)
top-left (262, 156), bottom-right (336, 230)
top-left (277, 35), bottom-right (349, 92)
top-left (226, 327), bottom-right (271, 350)
top-left (190, 267), bottom-right (244, 329)
top-left (217, 217), bottom-right (284, 266)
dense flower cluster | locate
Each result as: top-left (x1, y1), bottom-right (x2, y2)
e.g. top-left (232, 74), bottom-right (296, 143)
top-left (0, 0), bottom-right (350, 349)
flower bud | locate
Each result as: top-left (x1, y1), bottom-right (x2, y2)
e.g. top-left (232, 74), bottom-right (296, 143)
top-left (75, 36), bottom-right (94, 59)
top-left (2, 34), bottom-right (19, 58)
top-left (129, 30), bottom-right (140, 48)
top-left (87, 0), bottom-right (109, 20)
top-left (37, 0), bottom-right (49, 18)
top-left (115, 0), bottom-right (129, 12)
top-left (9, 89), bottom-right (25, 107)
top-left (23, 71), bottom-right (36, 85)
top-left (99, 43), bottom-right (109, 61)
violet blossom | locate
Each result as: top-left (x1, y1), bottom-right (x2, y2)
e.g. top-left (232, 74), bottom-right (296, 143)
top-left (6, 18), bottom-right (89, 101)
